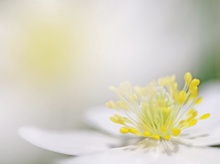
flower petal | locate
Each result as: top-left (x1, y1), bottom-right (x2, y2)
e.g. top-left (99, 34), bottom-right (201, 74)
top-left (84, 106), bottom-right (125, 136)
top-left (178, 145), bottom-right (220, 164)
top-left (58, 139), bottom-right (161, 164)
top-left (157, 145), bottom-right (220, 164)
top-left (58, 139), bottom-right (220, 164)
top-left (19, 127), bottom-right (121, 155)
top-left (177, 126), bottom-right (220, 147)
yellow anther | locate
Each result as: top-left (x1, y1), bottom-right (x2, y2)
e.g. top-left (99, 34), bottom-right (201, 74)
top-left (105, 101), bottom-right (116, 109)
top-left (161, 126), bottom-right (167, 133)
top-left (172, 128), bottom-right (181, 136)
top-left (173, 82), bottom-right (178, 90)
top-left (152, 134), bottom-right (160, 140)
top-left (129, 128), bottom-right (138, 134)
top-left (184, 72), bottom-right (192, 85)
top-left (118, 118), bottom-right (125, 124)
top-left (110, 116), bottom-right (118, 123)
top-left (189, 79), bottom-right (200, 90)
top-left (120, 127), bottom-right (129, 134)
top-left (177, 90), bottom-right (187, 104)
top-left (189, 119), bottom-right (197, 127)
top-left (191, 110), bottom-right (198, 117)
top-left (164, 135), bottom-right (171, 140)
top-left (179, 120), bottom-right (185, 124)
top-left (190, 87), bottom-right (198, 98)
top-left (199, 113), bottom-right (210, 120)
top-left (144, 131), bottom-right (151, 137)
top-left (195, 98), bottom-right (202, 105)
top-left (112, 115), bottom-right (125, 124)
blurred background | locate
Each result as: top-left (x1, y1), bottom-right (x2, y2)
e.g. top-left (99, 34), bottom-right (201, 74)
top-left (0, 0), bottom-right (220, 163)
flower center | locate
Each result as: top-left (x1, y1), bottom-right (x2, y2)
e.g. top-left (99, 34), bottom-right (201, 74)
top-left (106, 72), bottom-right (210, 140)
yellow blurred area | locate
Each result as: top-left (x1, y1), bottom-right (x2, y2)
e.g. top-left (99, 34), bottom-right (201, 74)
top-left (10, 14), bottom-right (83, 87)
top-left (24, 20), bottom-right (71, 77)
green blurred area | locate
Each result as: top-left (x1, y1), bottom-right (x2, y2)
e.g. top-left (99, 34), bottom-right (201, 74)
top-left (199, 53), bottom-right (220, 82)
top-left (197, 0), bottom-right (220, 82)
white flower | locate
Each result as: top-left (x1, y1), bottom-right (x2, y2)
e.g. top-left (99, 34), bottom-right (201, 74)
top-left (19, 73), bottom-right (220, 164)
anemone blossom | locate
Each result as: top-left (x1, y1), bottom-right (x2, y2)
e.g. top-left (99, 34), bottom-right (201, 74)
top-left (20, 73), bottom-right (220, 164)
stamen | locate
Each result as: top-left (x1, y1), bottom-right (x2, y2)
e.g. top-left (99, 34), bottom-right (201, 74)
top-left (184, 72), bottom-right (192, 85)
top-left (164, 135), bottom-right (171, 140)
top-left (144, 131), bottom-right (151, 137)
top-left (152, 134), bottom-right (160, 140)
top-left (172, 128), bottom-right (181, 136)
top-left (106, 72), bottom-right (210, 140)
top-left (189, 79), bottom-right (200, 91)
top-left (129, 128), bottom-right (138, 134)
top-left (188, 119), bottom-right (197, 127)
top-left (199, 113), bottom-right (210, 120)
top-left (120, 127), bottom-right (129, 134)
top-left (177, 90), bottom-right (187, 104)
top-left (110, 116), bottom-right (118, 123)
top-left (195, 98), bottom-right (203, 105)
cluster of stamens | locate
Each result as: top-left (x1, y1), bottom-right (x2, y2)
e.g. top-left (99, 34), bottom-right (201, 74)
top-left (106, 72), bottom-right (210, 140)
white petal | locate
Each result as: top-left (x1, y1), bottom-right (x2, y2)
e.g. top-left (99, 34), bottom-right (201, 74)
top-left (179, 145), bottom-right (220, 164)
top-left (58, 140), bottom-right (161, 164)
top-left (157, 144), bottom-right (220, 164)
top-left (84, 106), bottom-right (125, 136)
top-left (58, 138), bottom-right (220, 164)
top-left (156, 151), bottom-right (194, 164)
top-left (178, 136), bottom-right (220, 147)
top-left (19, 127), bottom-right (121, 155)
top-left (177, 126), bottom-right (220, 147)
